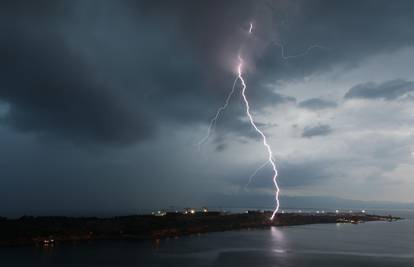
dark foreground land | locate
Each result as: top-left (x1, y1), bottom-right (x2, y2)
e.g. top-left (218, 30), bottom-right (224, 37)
top-left (0, 212), bottom-right (400, 247)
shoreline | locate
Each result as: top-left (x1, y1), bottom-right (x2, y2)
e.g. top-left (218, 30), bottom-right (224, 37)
top-left (0, 212), bottom-right (401, 247)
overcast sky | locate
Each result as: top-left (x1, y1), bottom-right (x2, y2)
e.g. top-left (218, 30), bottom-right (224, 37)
top-left (1, 0), bottom-right (414, 216)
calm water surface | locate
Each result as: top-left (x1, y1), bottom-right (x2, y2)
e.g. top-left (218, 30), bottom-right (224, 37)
top-left (2, 210), bottom-right (414, 267)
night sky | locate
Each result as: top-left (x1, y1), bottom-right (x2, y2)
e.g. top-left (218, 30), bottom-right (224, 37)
top-left (2, 0), bottom-right (414, 217)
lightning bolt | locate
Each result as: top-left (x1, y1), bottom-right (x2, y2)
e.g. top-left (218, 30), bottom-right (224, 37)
top-left (237, 54), bottom-right (280, 220)
top-left (241, 42), bottom-right (326, 191)
top-left (199, 22), bottom-right (282, 220)
top-left (244, 160), bottom-right (270, 191)
top-left (197, 23), bottom-right (254, 149)
top-left (198, 19), bottom-right (328, 220)
top-left (197, 77), bottom-right (239, 149)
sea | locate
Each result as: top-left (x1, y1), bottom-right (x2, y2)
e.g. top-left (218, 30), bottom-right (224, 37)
top-left (1, 210), bottom-right (413, 267)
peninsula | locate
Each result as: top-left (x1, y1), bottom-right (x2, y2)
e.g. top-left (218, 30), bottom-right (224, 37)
top-left (0, 211), bottom-right (400, 247)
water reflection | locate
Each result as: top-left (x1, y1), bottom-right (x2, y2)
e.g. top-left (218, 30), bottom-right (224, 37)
top-left (270, 226), bottom-right (287, 254)
top-left (270, 226), bottom-right (285, 243)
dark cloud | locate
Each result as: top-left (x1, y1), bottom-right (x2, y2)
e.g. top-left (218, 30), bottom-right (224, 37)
top-left (298, 98), bottom-right (337, 110)
top-left (1, 1), bottom-right (414, 216)
top-left (344, 79), bottom-right (414, 100)
top-left (215, 143), bottom-right (228, 152)
top-left (0, 32), bottom-right (155, 145)
top-left (256, 0), bottom-right (414, 83)
top-left (2, 0), bottom-right (414, 146)
top-left (0, 0), bottom-right (293, 146)
top-left (0, 0), bottom-right (207, 145)
top-left (302, 124), bottom-right (332, 138)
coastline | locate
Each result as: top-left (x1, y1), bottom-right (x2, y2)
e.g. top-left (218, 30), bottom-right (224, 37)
top-left (0, 212), bottom-right (401, 247)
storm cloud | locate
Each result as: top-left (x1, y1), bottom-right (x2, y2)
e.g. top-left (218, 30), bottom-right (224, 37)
top-left (2, 0), bottom-right (414, 146)
top-left (256, 0), bottom-right (414, 84)
top-left (1, 0), bottom-right (414, 216)
top-left (302, 124), bottom-right (332, 138)
top-left (344, 79), bottom-right (414, 101)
